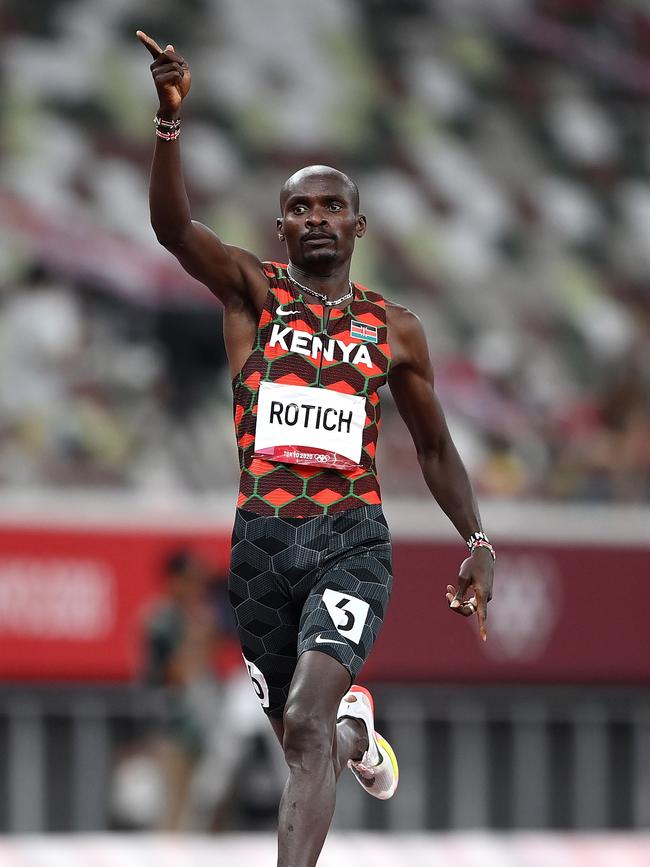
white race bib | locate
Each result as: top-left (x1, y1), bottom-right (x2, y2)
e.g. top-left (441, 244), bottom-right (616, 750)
top-left (254, 381), bottom-right (365, 470)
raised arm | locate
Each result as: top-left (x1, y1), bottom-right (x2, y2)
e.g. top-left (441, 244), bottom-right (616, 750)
top-left (387, 304), bottom-right (494, 639)
top-left (136, 31), bottom-right (267, 309)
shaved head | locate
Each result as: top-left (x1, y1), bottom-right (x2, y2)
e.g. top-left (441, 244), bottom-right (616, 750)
top-left (277, 164), bottom-right (366, 272)
top-left (280, 165), bottom-right (360, 213)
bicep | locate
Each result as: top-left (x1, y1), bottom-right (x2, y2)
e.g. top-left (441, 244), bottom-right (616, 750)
top-left (166, 220), bottom-right (266, 307)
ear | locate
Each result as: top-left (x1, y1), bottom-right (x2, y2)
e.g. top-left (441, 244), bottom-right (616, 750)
top-left (277, 217), bottom-right (285, 242)
top-left (355, 214), bottom-right (367, 239)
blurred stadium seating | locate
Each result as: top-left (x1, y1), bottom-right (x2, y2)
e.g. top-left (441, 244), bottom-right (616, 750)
top-left (1, 0), bottom-right (649, 502)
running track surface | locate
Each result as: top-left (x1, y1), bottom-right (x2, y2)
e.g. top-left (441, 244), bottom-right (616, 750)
top-left (0, 834), bottom-right (648, 866)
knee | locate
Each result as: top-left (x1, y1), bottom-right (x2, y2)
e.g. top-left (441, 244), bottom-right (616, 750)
top-left (282, 701), bottom-right (332, 766)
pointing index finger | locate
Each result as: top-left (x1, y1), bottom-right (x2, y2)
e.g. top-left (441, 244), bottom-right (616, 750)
top-left (136, 30), bottom-right (163, 59)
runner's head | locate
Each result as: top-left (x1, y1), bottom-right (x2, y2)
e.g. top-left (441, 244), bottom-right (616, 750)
top-left (278, 165), bottom-right (366, 271)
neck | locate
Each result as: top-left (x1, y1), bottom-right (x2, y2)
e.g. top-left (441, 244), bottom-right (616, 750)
top-left (287, 261), bottom-right (352, 301)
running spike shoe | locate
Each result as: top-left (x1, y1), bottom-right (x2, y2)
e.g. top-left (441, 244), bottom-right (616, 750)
top-left (337, 684), bottom-right (399, 800)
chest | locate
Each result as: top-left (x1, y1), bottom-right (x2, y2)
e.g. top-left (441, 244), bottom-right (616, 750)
top-left (260, 298), bottom-right (390, 387)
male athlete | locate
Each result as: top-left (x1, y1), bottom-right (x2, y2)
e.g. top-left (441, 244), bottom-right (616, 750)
top-left (138, 31), bottom-right (495, 867)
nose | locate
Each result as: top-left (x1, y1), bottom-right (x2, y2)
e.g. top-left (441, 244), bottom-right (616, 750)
top-left (305, 208), bottom-right (328, 227)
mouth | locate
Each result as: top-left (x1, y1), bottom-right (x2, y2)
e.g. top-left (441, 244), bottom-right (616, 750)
top-left (303, 233), bottom-right (335, 246)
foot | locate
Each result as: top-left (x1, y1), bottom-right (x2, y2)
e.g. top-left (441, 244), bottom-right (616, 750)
top-left (337, 685), bottom-right (399, 800)
top-left (338, 715), bottom-right (368, 763)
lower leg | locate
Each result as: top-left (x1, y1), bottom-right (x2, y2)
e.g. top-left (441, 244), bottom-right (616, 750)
top-left (276, 653), bottom-right (361, 867)
top-left (278, 712), bottom-right (336, 867)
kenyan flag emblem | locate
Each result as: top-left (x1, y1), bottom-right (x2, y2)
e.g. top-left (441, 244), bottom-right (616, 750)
top-left (350, 320), bottom-right (378, 343)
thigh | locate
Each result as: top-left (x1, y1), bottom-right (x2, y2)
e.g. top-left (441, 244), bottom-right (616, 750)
top-left (297, 541), bottom-right (393, 684)
top-left (229, 512), bottom-right (302, 719)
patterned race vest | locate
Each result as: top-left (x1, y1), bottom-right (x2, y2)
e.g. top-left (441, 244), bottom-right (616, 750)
top-left (233, 262), bottom-right (392, 517)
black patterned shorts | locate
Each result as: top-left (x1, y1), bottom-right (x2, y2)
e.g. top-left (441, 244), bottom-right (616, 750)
top-left (228, 505), bottom-right (393, 717)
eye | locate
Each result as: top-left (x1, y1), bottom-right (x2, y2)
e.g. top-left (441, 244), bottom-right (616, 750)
top-left (329, 202), bottom-right (343, 211)
top-left (292, 204), bottom-right (307, 214)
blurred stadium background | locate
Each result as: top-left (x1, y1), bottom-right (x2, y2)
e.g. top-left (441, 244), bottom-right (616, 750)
top-left (0, 0), bottom-right (649, 864)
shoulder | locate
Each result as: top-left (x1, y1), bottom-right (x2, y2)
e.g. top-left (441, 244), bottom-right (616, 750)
top-left (261, 260), bottom-right (287, 278)
top-left (353, 283), bottom-right (386, 306)
top-left (386, 301), bottom-right (430, 368)
top-left (229, 246), bottom-right (271, 289)
top-left (386, 300), bottom-right (423, 334)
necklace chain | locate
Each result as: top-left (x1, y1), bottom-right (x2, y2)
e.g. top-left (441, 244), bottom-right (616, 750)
top-left (286, 265), bottom-right (354, 307)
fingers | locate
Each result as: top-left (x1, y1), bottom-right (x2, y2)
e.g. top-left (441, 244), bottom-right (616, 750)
top-left (154, 71), bottom-right (185, 88)
top-left (446, 585), bottom-right (478, 618)
top-left (476, 592), bottom-right (488, 642)
top-left (137, 31), bottom-right (183, 64)
top-left (136, 30), bottom-right (163, 58)
top-left (450, 568), bottom-right (471, 610)
top-left (152, 59), bottom-right (184, 74)
top-left (163, 45), bottom-right (184, 63)
top-left (446, 582), bottom-right (488, 641)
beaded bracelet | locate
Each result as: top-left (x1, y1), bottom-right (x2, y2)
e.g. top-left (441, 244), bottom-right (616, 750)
top-left (154, 114), bottom-right (181, 141)
top-left (466, 531), bottom-right (496, 561)
top-left (155, 127), bottom-right (181, 141)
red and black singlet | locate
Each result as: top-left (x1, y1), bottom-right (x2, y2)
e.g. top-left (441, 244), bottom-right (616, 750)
top-left (232, 262), bottom-right (392, 517)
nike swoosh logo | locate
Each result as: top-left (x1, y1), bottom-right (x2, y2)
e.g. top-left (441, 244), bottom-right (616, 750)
top-left (315, 634), bottom-right (347, 646)
top-left (276, 305), bottom-right (299, 317)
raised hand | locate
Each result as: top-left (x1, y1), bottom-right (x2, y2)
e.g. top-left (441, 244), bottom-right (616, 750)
top-left (137, 30), bottom-right (191, 115)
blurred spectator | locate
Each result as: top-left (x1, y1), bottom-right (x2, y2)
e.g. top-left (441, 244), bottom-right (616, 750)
top-left (141, 549), bottom-right (218, 828)
top-left (137, 548), bottom-right (280, 831)
top-left (551, 353), bottom-right (650, 500)
top-left (0, 264), bottom-right (84, 484)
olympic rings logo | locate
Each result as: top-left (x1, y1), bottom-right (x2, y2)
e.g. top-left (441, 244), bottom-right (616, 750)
top-left (313, 453), bottom-right (335, 464)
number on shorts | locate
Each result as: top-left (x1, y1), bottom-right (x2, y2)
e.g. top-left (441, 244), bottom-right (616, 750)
top-left (242, 655), bottom-right (270, 708)
top-left (322, 589), bottom-right (370, 646)
top-left (335, 598), bottom-right (355, 632)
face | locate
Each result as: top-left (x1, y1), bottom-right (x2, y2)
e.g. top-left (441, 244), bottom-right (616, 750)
top-left (169, 567), bottom-right (206, 604)
top-left (277, 172), bottom-right (366, 270)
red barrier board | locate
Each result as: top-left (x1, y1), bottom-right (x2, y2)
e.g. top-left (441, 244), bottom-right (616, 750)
top-left (0, 525), bottom-right (647, 683)
top-left (363, 541), bottom-right (650, 683)
top-left (0, 527), bottom-right (231, 681)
